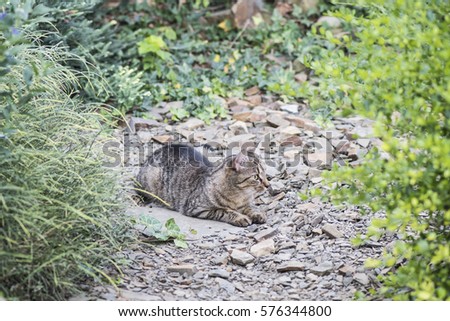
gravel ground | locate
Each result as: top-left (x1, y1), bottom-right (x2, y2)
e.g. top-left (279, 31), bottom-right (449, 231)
top-left (77, 99), bottom-right (395, 301)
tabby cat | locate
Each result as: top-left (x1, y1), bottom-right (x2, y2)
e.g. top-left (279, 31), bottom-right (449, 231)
top-left (136, 144), bottom-right (269, 227)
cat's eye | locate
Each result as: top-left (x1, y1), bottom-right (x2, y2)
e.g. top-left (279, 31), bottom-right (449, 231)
top-left (253, 175), bottom-right (260, 180)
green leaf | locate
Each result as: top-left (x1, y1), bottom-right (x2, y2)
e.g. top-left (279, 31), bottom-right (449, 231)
top-left (137, 35), bottom-right (167, 55)
top-left (140, 215), bottom-right (162, 230)
top-left (174, 238), bottom-right (188, 248)
top-left (165, 218), bottom-right (180, 232)
top-left (163, 27), bottom-right (177, 41)
top-left (154, 50), bottom-right (171, 61)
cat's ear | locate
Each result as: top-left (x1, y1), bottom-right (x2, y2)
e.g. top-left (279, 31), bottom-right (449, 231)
top-left (232, 153), bottom-right (249, 172)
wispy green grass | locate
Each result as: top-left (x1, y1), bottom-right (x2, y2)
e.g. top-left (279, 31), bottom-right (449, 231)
top-left (0, 33), bottom-right (132, 300)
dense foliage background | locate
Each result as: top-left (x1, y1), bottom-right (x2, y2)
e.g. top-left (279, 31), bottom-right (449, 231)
top-left (313, 0), bottom-right (450, 300)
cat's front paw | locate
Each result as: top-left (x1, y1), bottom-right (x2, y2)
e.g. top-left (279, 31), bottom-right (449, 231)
top-left (231, 214), bottom-right (252, 227)
top-left (249, 211), bottom-right (267, 224)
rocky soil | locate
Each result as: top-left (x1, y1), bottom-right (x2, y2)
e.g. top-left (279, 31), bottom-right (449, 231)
top-left (78, 94), bottom-right (396, 301)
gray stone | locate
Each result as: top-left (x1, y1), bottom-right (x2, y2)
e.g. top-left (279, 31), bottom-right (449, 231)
top-left (233, 110), bottom-right (266, 122)
top-left (250, 238), bottom-right (275, 257)
top-left (209, 269), bottom-right (230, 279)
top-left (311, 177), bottom-right (323, 184)
top-left (246, 94), bottom-right (262, 106)
top-left (280, 135), bottom-right (303, 147)
top-left (284, 149), bottom-right (301, 160)
top-left (245, 86), bottom-right (260, 96)
top-left (176, 128), bottom-right (192, 139)
top-left (295, 164), bottom-right (310, 176)
top-left (308, 168), bottom-right (323, 178)
top-left (267, 200), bottom-right (279, 211)
top-left (273, 252), bottom-right (292, 263)
top-left (265, 166), bottom-right (280, 178)
top-left (310, 213), bottom-right (324, 226)
top-left (334, 140), bottom-right (351, 153)
top-left (119, 290), bottom-right (162, 301)
top-left (225, 133), bottom-right (256, 145)
top-left (339, 265), bottom-right (355, 276)
top-left (167, 264), bottom-right (198, 275)
top-left (212, 253), bottom-right (229, 265)
top-left (152, 135), bottom-right (174, 144)
top-left (343, 276), bottom-right (353, 287)
top-left (278, 241), bottom-right (296, 250)
top-left (275, 275), bottom-right (292, 285)
top-left (310, 262), bottom-right (333, 276)
top-left (297, 203), bottom-right (319, 214)
top-left (254, 228), bottom-right (277, 242)
top-left (229, 121), bottom-right (249, 135)
top-left (285, 115), bottom-right (321, 133)
top-left (100, 291), bottom-right (117, 301)
top-left (216, 278), bottom-right (235, 294)
top-left (280, 104), bottom-right (299, 114)
top-left (148, 110), bottom-right (164, 121)
top-left (357, 138), bottom-right (371, 148)
top-left (312, 227), bottom-right (323, 235)
top-left (305, 151), bottom-right (332, 169)
top-left (182, 118), bottom-right (205, 130)
top-left (129, 117), bottom-right (160, 132)
top-left (322, 224), bottom-right (344, 239)
top-left (277, 261), bottom-right (306, 272)
top-left (166, 100), bottom-right (184, 110)
top-left (173, 289), bottom-right (188, 297)
top-left (233, 108), bottom-right (252, 122)
top-left (193, 271), bottom-right (205, 279)
top-left (354, 273), bottom-right (370, 286)
top-left (280, 126), bottom-right (302, 136)
top-left (197, 242), bottom-right (219, 250)
top-left (320, 129), bottom-right (343, 139)
top-left (266, 114), bottom-right (290, 128)
top-left (306, 273), bottom-right (319, 281)
top-left (269, 181), bottom-right (285, 195)
top-left (230, 249), bottom-right (255, 266)
top-left (136, 131), bottom-right (153, 143)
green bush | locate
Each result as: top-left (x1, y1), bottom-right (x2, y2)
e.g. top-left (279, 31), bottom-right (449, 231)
top-left (0, 7), bottom-right (131, 300)
top-left (309, 0), bottom-right (450, 300)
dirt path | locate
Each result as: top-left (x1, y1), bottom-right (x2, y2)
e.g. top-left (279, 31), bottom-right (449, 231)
top-left (78, 99), bottom-right (394, 301)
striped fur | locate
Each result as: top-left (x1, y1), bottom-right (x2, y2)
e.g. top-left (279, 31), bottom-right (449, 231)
top-left (136, 144), bottom-right (269, 227)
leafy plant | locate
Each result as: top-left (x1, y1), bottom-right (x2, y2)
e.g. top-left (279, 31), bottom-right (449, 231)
top-left (139, 216), bottom-right (188, 249)
top-left (138, 34), bottom-right (172, 71)
top-left (266, 68), bottom-right (301, 100)
top-left (105, 65), bottom-right (149, 118)
top-left (310, 0), bottom-right (450, 300)
top-left (0, 4), bottom-right (132, 300)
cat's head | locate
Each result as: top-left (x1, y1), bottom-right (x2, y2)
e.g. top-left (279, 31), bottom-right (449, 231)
top-left (225, 150), bottom-right (269, 193)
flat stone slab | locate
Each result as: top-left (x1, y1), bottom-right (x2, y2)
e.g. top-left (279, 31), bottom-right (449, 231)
top-left (127, 206), bottom-right (242, 240)
top-left (277, 261), bottom-right (306, 272)
top-left (167, 264), bottom-right (198, 275)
